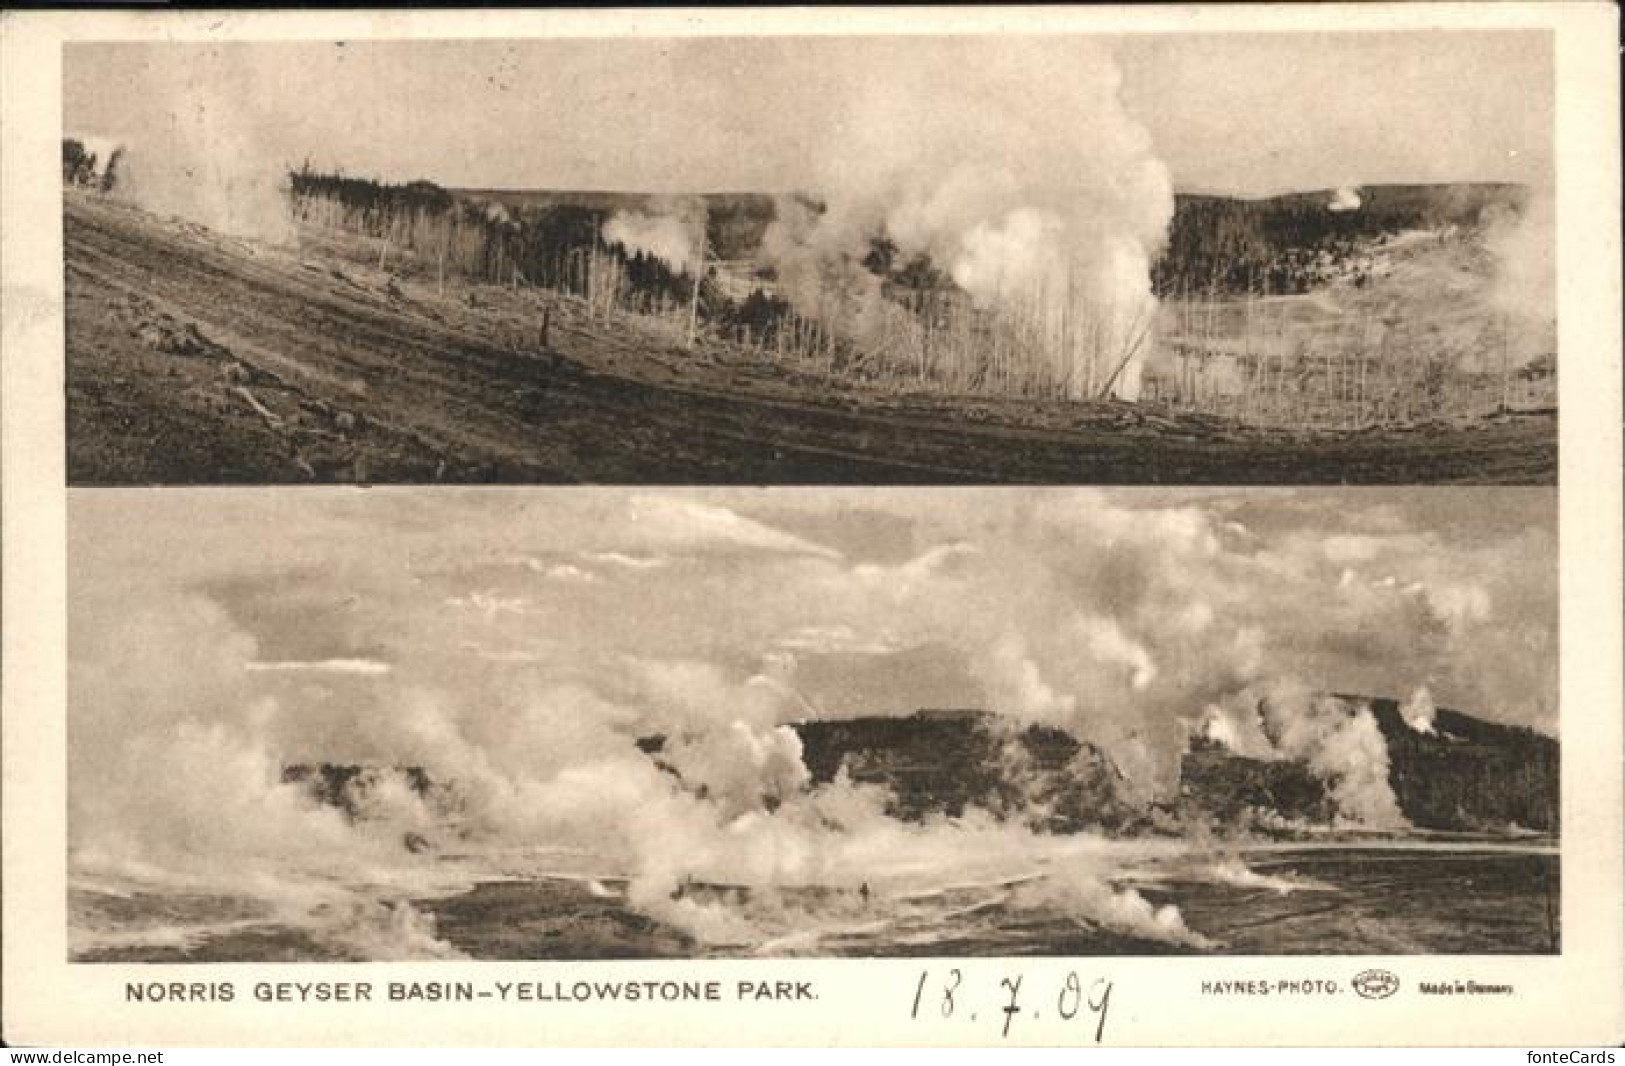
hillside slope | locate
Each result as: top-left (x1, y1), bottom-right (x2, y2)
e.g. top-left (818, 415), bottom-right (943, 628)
top-left (65, 192), bottom-right (1556, 484)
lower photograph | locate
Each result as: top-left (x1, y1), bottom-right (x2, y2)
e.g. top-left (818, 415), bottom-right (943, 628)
top-left (66, 486), bottom-right (1558, 962)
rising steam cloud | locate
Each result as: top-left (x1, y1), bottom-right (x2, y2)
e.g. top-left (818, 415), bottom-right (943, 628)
top-left (581, 40), bottom-right (1173, 399)
top-left (67, 39), bottom-right (1173, 396)
top-left (756, 38), bottom-right (1173, 400)
top-left (1200, 682), bottom-right (1408, 828)
top-left (68, 47), bottom-right (295, 245)
top-left (603, 208), bottom-right (700, 273)
top-left (1327, 185), bottom-right (1362, 213)
top-left (1401, 685), bottom-right (1438, 735)
top-left (1482, 190), bottom-right (1557, 368)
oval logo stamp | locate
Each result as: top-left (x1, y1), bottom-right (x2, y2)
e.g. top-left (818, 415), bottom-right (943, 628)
top-left (1352, 970), bottom-right (1400, 1000)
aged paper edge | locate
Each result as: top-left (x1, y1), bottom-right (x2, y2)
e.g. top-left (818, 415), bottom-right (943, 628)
top-left (2, 3), bottom-right (1621, 1048)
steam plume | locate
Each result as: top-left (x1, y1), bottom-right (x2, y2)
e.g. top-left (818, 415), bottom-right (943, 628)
top-left (604, 208), bottom-right (700, 273)
top-left (1327, 185), bottom-right (1362, 212)
top-left (68, 488), bottom-right (1556, 955)
top-left (755, 38), bottom-right (1173, 400)
top-left (1208, 682), bottom-right (1409, 829)
top-left (1482, 190), bottom-right (1557, 370)
top-left (1401, 685), bottom-right (1437, 735)
top-left (70, 48), bottom-right (295, 245)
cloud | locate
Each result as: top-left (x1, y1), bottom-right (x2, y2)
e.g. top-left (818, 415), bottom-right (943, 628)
top-left (980, 632), bottom-right (1078, 722)
top-left (626, 495), bottom-right (843, 561)
top-left (774, 624), bottom-right (901, 656)
top-left (542, 564), bottom-right (599, 585)
top-left (1074, 617), bottom-right (1158, 692)
top-left (445, 590), bottom-right (533, 617)
top-left (244, 658), bottom-right (393, 676)
top-left (586, 552), bottom-right (669, 571)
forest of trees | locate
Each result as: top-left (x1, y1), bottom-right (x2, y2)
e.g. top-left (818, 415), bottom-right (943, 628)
top-left (289, 166), bottom-right (694, 301)
top-left (1153, 184), bottom-right (1530, 297)
top-left (61, 137), bottom-right (122, 190)
top-left (286, 168), bottom-right (875, 369)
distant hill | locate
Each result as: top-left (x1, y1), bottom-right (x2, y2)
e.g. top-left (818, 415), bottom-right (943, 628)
top-left (1178, 745), bottom-right (1335, 827)
top-left (453, 188), bottom-right (778, 261)
top-left (283, 693), bottom-right (1558, 851)
top-left (104, 149), bottom-right (1533, 298)
top-left (453, 181), bottom-right (1533, 295)
top-left (1155, 183), bottom-right (1530, 297)
top-left (791, 698), bottom-right (1556, 837)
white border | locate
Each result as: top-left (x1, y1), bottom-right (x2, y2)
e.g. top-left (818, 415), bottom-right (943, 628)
top-left (2, 4), bottom-right (1620, 1047)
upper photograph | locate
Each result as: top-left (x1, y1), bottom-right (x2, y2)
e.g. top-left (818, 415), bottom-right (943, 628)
top-left (62, 32), bottom-right (1556, 485)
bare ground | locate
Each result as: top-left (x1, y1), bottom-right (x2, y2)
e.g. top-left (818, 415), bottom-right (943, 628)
top-left (65, 195), bottom-right (1557, 485)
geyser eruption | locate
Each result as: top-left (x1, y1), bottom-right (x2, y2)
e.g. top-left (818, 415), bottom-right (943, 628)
top-left (66, 46), bottom-right (295, 246)
top-left (1327, 185), bottom-right (1362, 213)
top-left (1199, 682), bottom-right (1409, 829)
top-left (757, 38), bottom-right (1173, 401)
top-left (604, 208), bottom-right (701, 273)
top-left (68, 39), bottom-right (1173, 398)
top-left (1482, 189), bottom-right (1557, 373)
top-left (67, 488), bottom-right (1556, 959)
top-left (1401, 685), bottom-right (1438, 736)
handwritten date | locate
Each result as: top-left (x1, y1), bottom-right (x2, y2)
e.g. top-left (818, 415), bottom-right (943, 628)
top-left (909, 968), bottom-right (1113, 1042)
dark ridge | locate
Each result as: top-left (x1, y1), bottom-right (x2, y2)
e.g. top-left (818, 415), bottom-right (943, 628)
top-left (1356, 695), bottom-right (1560, 833)
top-left (280, 694), bottom-right (1558, 841)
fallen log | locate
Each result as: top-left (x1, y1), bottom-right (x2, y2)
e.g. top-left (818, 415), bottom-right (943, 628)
top-left (229, 385), bottom-right (283, 428)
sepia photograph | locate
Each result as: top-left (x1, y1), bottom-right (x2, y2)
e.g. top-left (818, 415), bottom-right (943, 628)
top-left (5, 3), bottom-right (1620, 1050)
top-left (68, 487), bottom-right (1558, 962)
top-left (61, 32), bottom-right (1556, 485)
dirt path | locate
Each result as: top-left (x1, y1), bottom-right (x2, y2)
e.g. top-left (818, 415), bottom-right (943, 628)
top-left (64, 197), bottom-right (1557, 485)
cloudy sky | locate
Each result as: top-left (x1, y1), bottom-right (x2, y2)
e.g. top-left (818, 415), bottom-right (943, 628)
top-left (70, 488), bottom-right (1558, 797)
top-left (64, 32), bottom-right (1552, 196)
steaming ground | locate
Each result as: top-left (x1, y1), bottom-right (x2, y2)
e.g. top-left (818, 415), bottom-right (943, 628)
top-left (71, 840), bottom-right (1558, 961)
top-left (65, 192), bottom-right (1557, 485)
top-left (67, 488), bottom-right (1558, 960)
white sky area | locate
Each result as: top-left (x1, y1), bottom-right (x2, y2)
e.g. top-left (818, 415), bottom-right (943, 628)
top-left (69, 488), bottom-right (1559, 785)
top-left (63, 33), bottom-right (1552, 196)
